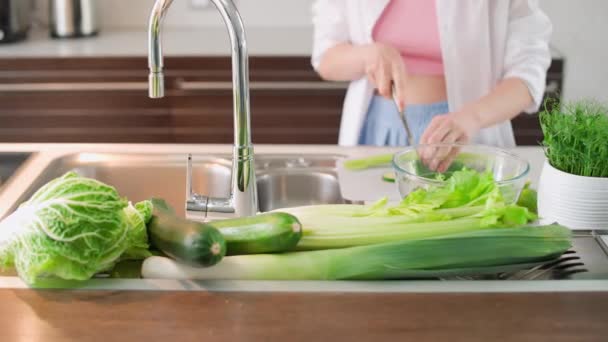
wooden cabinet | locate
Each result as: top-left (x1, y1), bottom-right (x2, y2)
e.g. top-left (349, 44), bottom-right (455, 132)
top-left (511, 58), bottom-right (564, 145)
top-left (0, 57), bottom-right (344, 144)
top-left (0, 56), bottom-right (562, 145)
top-left (0, 58), bottom-right (170, 142)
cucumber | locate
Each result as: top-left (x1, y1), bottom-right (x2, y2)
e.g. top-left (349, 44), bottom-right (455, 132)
top-left (382, 172), bottom-right (396, 183)
top-left (208, 212), bottom-right (303, 255)
top-left (147, 198), bottom-right (226, 267)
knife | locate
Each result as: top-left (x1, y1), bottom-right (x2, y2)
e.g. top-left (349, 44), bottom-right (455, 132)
top-left (391, 84), bottom-right (414, 146)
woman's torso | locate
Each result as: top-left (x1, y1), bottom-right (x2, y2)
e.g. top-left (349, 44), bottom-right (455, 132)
top-left (372, 0), bottom-right (447, 105)
top-left (316, 0), bottom-right (550, 147)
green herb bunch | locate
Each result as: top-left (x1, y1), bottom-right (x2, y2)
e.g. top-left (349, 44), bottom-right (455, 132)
top-left (540, 99), bottom-right (608, 178)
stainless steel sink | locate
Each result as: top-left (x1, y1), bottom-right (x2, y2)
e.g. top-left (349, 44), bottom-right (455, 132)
top-left (0, 152), bottom-right (30, 192)
top-left (6, 153), bottom-right (347, 217)
top-left (2, 150), bottom-right (608, 292)
top-left (257, 170), bottom-right (343, 212)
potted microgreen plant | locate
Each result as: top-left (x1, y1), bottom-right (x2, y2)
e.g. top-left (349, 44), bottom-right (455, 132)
top-left (538, 99), bottom-right (608, 229)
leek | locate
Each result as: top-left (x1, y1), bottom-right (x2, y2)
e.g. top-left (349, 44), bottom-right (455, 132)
top-left (142, 225), bottom-right (571, 280)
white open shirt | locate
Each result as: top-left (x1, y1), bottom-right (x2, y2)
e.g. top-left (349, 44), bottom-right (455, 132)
top-left (311, 0), bottom-right (553, 147)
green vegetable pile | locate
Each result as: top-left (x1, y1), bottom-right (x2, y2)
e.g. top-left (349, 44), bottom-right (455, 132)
top-left (540, 99), bottom-right (608, 178)
top-left (1, 167), bottom-right (569, 284)
top-left (0, 172), bottom-right (152, 285)
top-left (143, 225), bottom-right (570, 281)
top-left (143, 168), bottom-right (569, 281)
top-left (0, 171), bottom-right (299, 285)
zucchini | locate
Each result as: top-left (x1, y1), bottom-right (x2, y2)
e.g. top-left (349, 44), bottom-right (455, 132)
top-left (147, 198), bottom-right (226, 267)
top-left (382, 172), bottom-right (396, 183)
top-left (209, 212), bottom-right (303, 255)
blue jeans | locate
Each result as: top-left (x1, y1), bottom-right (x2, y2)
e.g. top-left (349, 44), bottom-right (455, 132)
top-left (358, 96), bottom-right (449, 146)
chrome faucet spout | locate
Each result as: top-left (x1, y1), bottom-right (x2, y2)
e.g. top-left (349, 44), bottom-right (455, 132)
top-left (148, 0), bottom-right (173, 98)
top-left (148, 0), bottom-right (258, 218)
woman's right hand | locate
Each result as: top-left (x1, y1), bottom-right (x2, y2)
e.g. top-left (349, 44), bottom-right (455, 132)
top-left (363, 43), bottom-right (408, 110)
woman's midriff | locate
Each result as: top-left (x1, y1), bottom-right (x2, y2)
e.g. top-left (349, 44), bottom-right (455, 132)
top-left (403, 74), bottom-right (447, 105)
top-left (372, 0), bottom-right (447, 105)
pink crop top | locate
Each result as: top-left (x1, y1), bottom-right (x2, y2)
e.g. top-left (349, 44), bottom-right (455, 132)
top-left (373, 0), bottom-right (444, 76)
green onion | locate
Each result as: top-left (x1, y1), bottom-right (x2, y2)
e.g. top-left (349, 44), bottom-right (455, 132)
top-left (540, 99), bottom-right (608, 178)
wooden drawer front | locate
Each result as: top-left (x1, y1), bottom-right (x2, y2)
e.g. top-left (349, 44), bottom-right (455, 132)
top-left (0, 56), bottom-right (563, 145)
top-left (170, 88), bottom-right (345, 144)
top-left (0, 90), bottom-right (173, 143)
top-left (0, 86), bottom-right (345, 144)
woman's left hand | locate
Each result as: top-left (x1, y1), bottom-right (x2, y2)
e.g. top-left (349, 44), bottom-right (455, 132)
top-left (420, 110), bottom-right (480, 145)
top-left (418, 110), bottom-right (481, 172)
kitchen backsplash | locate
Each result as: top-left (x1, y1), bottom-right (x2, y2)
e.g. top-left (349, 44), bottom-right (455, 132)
top-left (34, 0), bottom-right (314, 29)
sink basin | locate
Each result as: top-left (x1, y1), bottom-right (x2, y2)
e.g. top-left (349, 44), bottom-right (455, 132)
top-left (258, 170), bottom-right (343, 212)
top-left (0, 153), bottom-right (30, 192)
top-left (7, 153), bottom-right (347, 217)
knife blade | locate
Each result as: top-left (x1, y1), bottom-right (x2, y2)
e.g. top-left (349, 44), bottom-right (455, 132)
top-left (391, 84), bottom-right (414, 146)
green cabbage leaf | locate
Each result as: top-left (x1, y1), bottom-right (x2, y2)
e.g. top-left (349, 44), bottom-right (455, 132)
top-left (0, 172), bottom-right (150, 285)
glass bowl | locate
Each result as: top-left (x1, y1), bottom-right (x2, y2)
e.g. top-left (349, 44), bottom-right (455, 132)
top-left (392, 144), bottom-right (530, 204)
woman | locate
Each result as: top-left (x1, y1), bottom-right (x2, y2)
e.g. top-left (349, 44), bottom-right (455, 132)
top-left (311, 0), bottom-right (552, 160)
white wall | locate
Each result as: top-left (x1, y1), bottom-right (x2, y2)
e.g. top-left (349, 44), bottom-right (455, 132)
top-left (541, 0), bottom-right (608, 102)
top-left (35, 0), bottom-right (315, 29)
top-left (34, 0), bottom-right (607, 103)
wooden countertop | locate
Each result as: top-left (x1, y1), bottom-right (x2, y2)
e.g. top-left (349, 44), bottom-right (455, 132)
top-left (1, 290), bottom-right (606, 342)
top-left (0, 144), bottom-right (602, 340)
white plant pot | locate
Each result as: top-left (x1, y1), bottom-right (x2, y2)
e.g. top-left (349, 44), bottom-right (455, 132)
top-left (538, 160), bottom-right (608, 230)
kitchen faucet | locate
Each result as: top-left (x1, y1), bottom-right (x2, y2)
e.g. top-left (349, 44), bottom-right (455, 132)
top-left (148, 0), bottom-right (258, 218)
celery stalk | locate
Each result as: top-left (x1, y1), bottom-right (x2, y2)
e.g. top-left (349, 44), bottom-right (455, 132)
top-left (297, 218), bottom-right (491, 249)
top-left (343, 154), bottom-right (394, 170)
top-left (275, 169), bottom-right (536, 250)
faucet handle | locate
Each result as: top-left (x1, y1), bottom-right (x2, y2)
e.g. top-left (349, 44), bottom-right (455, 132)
top-left (186, 154), bottom-right (193, 200)
top-left (185, 154), bottom-right (209, 219)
